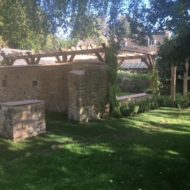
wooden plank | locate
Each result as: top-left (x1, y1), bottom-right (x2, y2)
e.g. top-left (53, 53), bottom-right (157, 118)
top-left (8, 58), bottom-right (14, 65)
top-left (55, 55), bottom-right (61, 62)
top-left (25, 58), bottom-right (31, 65)
top-left (178, 75), bottom-right (190, 80)
top-left (171, 65), bottom-right (177, 101)
top-left (121, 47), bottom-right (157, 55)
top-left (68, 54), bottom-right (75, 62)
top-left (62, 54), bottom-right (68, 62)
top-left (95, 52), bottom-right (105, 62)
top-left (142, 57), bottom-right (152, 68)
top-left (183, 61), bottom-right (189, 97)
top-left (118, 55), bottom-right (147, 60)
top-left (147, 55), bottom-right (153, 67)
top-left (34, 57), bottom-right (41, 64)
top-left (118, 58), bottom-right (125, 66)
top-left (4, 48), bottom-right (105, 60)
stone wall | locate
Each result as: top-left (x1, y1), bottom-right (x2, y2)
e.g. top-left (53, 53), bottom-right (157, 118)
top-left (0, 63), bottom-right (109, 120)
top-left (0, 64), bottom-right (73, 113)
top-left (120, 80), bottom-right (151, 93)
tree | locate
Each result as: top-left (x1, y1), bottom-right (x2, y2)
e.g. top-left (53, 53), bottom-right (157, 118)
top-left (40, 0), bottom-right (147, 46)
top-left (147, 0), bottom-right (190, 33)
top-left (147, 0), bottom-right (190, 64)
top-left (0, 0), bottom-right (50, 50)
top-left (0, 0), bottom-right (148, 49)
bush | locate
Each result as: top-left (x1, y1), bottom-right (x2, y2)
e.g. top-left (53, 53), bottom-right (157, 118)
top-left (119, 94), bottom-right (190, 117)
top-left (175, 94), bottom-right (190, 109)
top-left (118, 70), bottom-right (150, 81)
top-left (156, 95), bottom-right (174, 107)
top-left (120, 103), bottom-right (140, 116)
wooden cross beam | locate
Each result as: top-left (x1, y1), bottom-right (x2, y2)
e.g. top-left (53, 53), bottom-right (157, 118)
top-left (95, 52), bottom-right (105, 62)
top-left (25, 57), bottom-right (41, 64)
top-left (178, 76), bottom-right (190, 80)
top-left (1, 47), bottom-right (106, 65)
top-left (68, 54), bottom-right (76, 62)
top-left (171, 65), bottom-right (177, 101)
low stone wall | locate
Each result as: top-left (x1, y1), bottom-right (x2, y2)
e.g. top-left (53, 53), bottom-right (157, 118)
top-left (117, 93), bottom-right (151, 104)
top-left (120, 80), bottom-right (151, 93)
top-left (0, 100), bottom-right (46, 141)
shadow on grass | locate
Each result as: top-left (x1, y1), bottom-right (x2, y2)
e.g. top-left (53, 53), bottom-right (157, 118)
top-left (0, 109), bottom-right (190, 190)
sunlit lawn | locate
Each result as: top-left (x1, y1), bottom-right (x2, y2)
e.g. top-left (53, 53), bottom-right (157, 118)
top-left (0, 107), bottom-right (190, 190)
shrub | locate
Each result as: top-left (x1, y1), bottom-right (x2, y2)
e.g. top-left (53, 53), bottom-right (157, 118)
top-left (175, 94), bottom-right (190, 109)
top-left (119, 94), bottom-right (190, 117)
top-left (156, 95), bottom-right (174, 107)
top-left (117, 70), bottom-right (150, 81)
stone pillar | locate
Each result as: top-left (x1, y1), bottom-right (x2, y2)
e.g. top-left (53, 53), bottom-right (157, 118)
top-left (0, 100), bottom-right (46, 141)
top-left (68, 67), bottom-right (109, 122)
top-left (171, 65), bottom-right (177, 101)
top-left (68, 70), bottom-right (87, 122)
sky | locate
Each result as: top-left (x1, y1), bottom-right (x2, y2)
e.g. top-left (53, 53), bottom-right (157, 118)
top-left (144, 0), bottom-right (150, 6)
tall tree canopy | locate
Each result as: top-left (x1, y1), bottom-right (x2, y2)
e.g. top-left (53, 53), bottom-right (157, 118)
top-left (0, 0), bottom-right (50, 49)
top-left (0, 0), bottom-right (147, 49)
top-left (147, 0), bottom-right (190, 65)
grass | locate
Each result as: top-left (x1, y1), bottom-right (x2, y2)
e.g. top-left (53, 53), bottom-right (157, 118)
top-left (0, 107), bottom-right (190, 190)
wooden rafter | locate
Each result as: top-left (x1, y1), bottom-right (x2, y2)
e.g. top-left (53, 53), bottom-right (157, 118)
top-left (68, 54), bottom-right (76, 62)
top-left (118, 51), bottom-right (155, 69)
top-left (1, 44), bottom-right (157, 68)
top-left (95, 52), bottom-right (105, 62)
top-left (1, 47), bottom-right (106, 65)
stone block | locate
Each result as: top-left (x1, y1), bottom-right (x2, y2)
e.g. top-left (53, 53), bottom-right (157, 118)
top-left (0, 100), bottom-right (46, 141)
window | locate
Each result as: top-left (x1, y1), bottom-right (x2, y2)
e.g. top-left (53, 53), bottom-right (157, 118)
top-left (2, 80), bottom-right (6, 87)
top-left (32, 80), bottom-right (38, 88)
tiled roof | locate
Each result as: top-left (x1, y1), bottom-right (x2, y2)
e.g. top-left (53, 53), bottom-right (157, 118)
top-left (120, 59), bottom-right (148, 69)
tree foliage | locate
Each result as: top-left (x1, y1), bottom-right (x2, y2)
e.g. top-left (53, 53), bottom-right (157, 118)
top-left (41, 0), bottom-right (147, 45)
top-left (147, 0), bottom-right (190, 32)
top-left (148, 0), bottom-right (190, 66)
top-left (0, 0), bottom-right (50, 49)
top-left (0, 0), bottom-right (147, 49)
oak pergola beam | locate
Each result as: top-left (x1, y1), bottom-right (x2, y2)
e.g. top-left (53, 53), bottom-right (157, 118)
top-left (121, 47), bottom-right (157, 56)
top-left (62, 54), bottom-right (68, 62)
top-left (183, 61), bottom-right (189, 97)
top-left (2, 47), bottom-right (106, 65)
top-left (68, 54), bottom-right (76, 62)
top-left (95, 52), bottom-right (105, 62)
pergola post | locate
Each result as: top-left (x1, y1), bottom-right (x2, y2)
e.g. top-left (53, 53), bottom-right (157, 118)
top-left (183, 61), bottom-right (189, 97)
top-left (171, 65), bottom-right (177, 101)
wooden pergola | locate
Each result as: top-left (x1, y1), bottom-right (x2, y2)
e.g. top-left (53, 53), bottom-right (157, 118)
top-left (118, 47), bottom-right (157, 70)
top-left (5, 45), bottom-right (188, 99)
top-left (0, 46), bottom-right (106, 65)
top-left (0, 44), bottom-right (157, 67)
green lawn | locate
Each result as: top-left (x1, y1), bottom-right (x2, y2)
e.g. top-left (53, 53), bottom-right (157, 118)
top-left (0, 108), bottom-right (190, 190)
